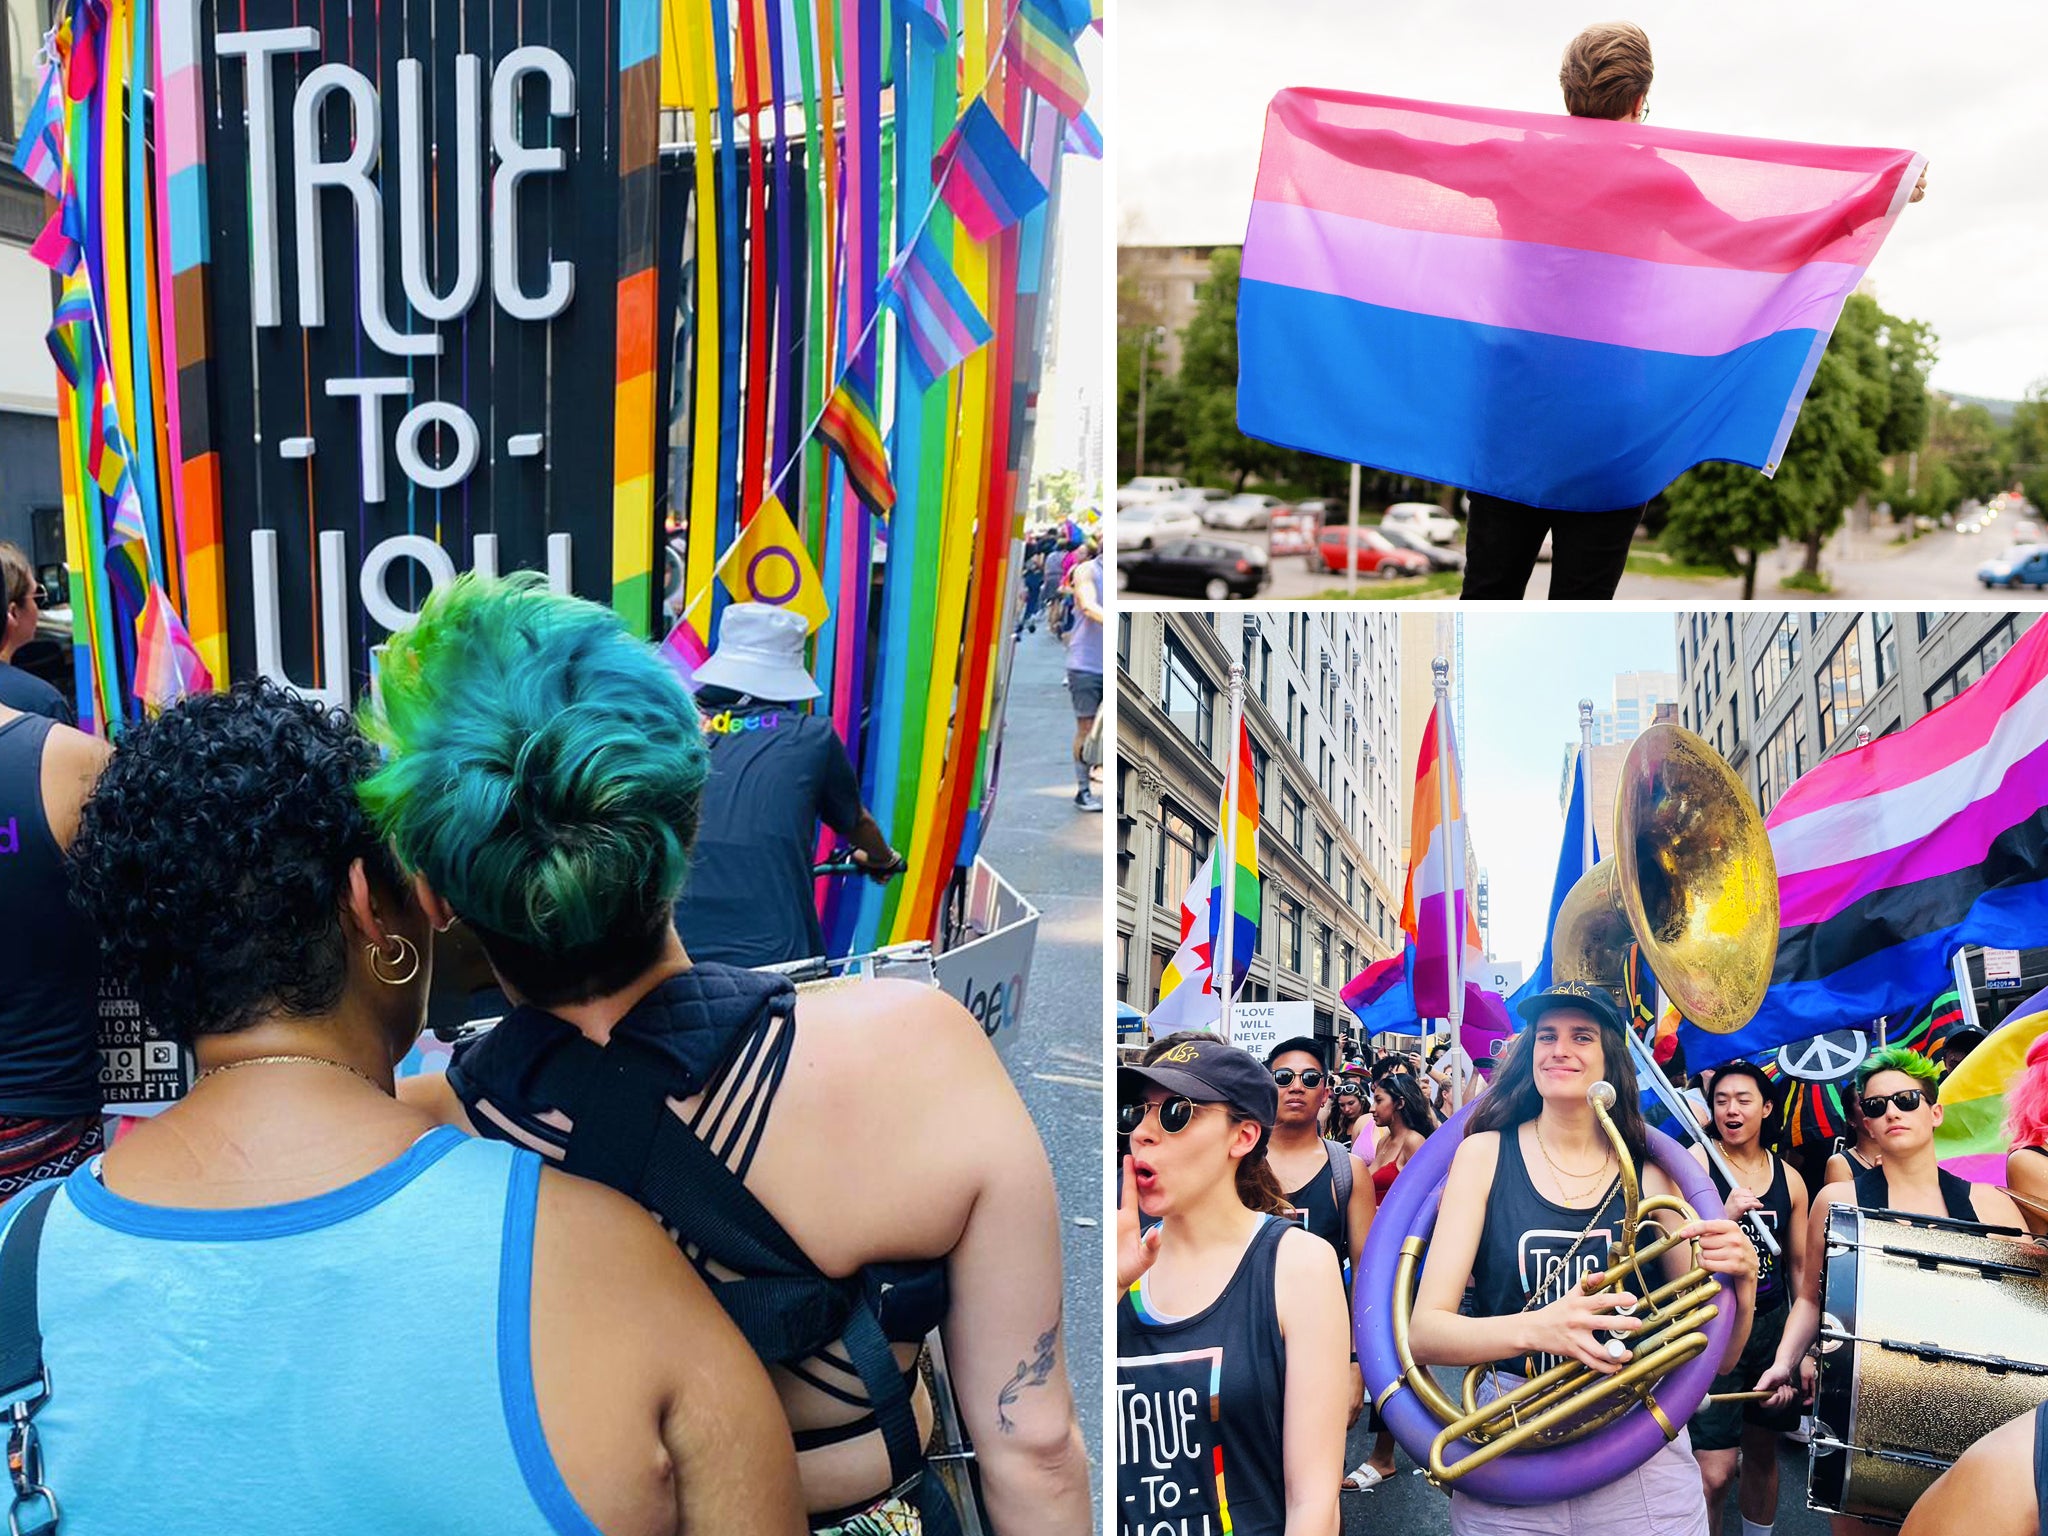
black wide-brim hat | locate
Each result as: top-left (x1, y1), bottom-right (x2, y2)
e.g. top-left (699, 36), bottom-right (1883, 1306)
top-left (1515, 980), bottom-right (1627, 1037)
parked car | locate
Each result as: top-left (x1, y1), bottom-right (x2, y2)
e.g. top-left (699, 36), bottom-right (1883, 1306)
top-left (1157, 487), bottom-right (1230, 519)
top-left (1378, 523), bottom-right (1466, 572)
top-left (1203, 493), bottom-right (1288, 530)
top-left (1117, 538), bottom-right (1271, 600)
top-left (1313, 526), bottom-right (1432, 578)
top-left (1380, 501), bottom-right (1460, 545)
top-left (1270, 504), bottom-right (1323, 559)
top-left (1115, 502), bottom-right (1205, 550)
top-left (1116, 475), bottom-right (1184, 509)
top-left (1978, 544), bottom-right (2048, 589)
top-left (1957, 516), bottom-right (1986, 535)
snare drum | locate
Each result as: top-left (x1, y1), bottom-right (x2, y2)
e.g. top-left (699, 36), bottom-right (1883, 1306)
top-left (1811, 1205), bottom-right (2048, 1526)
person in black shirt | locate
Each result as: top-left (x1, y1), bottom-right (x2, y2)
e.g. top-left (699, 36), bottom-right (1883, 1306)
top-left (0, 543), bottom-right (73, 725)
top-left (670, 604), bottom-right (903, 967)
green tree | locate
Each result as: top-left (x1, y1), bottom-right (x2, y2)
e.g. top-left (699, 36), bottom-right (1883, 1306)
top-left (1927, 400), bottom-right (2004, 503)
top-left (1662, 293), bottom-right (1923, 593)
top-left (2011, 381), bottom-right (2048, 507)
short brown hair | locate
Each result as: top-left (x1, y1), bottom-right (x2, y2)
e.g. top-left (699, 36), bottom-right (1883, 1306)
top-left (0, 543), bottom-right (33, 613)
top-left (1560, 22), bottom-right (1653, 120)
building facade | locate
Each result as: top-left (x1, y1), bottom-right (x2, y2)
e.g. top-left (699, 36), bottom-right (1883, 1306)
top-left (1116, 245), bottom-right (1225, 379)
top-left (1116, 610), bottom-right (1404, 1054)
top-left (1559, 668), bottom-right (1682, 847)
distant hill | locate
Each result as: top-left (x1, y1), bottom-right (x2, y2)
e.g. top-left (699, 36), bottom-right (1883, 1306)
top-left (1941, 391), bottom-right (2021, 426)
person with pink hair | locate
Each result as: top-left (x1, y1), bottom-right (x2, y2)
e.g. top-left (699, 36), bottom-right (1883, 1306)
top-left (2003, 1031), bottom-right (2048, 1235)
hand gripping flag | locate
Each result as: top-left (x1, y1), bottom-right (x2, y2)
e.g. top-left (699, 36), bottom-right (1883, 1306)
top-left (816, 377), bottom-right (896, 516)
top-left (1683, 618), bottom-right (2048, 1071)
top-left (934, 98), bottom-right (1048, 241)
top-left (1005, 0), bottom-right (1088, 123)
top-left (883, 230), bottom-right (993, 389)
top-left (715, 495), bottom-right (832, 635)
top-left (1208, 719), bottom-right (1260, 1001)
top-left (1149, 851), bottom-right (1220, 1031)
top-left (1400, 701), bottom-right (1484, 1017)
top-left (1238, 89), bottom-right (1924, 511)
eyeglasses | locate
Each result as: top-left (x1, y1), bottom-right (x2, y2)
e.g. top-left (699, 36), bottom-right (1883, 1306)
top-left (1118, 1097), bottom-right (1214, 1136)
top-left (1271, 1068), bottom-right (1325, 1088)
top-left (1860, 1089), bottom-right (1928, 1119)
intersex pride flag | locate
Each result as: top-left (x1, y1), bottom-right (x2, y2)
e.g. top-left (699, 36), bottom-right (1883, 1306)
top-left (1238, 90), bottom-right (1924, 512)
top-left (1683, 619), bottom-right (2048, 1071)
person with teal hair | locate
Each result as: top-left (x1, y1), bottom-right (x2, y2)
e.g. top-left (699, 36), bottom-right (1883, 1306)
top-left (375, 575), bottom-right (1090, 1536)
top-left (1760, 1043), bottom-right (2025, 1512)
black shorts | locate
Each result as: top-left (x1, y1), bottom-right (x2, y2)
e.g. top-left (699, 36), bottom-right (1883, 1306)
top-left (1066, 668), bottom-right (1103, 719)
top-left (1691, 1298), bottom-right (1800, 1450)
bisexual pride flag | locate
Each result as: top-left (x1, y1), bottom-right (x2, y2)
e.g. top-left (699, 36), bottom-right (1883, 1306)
top-left (1239, 90), bottom-right (1923, 512)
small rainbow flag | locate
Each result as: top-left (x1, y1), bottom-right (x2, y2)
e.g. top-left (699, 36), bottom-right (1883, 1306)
top-left (817, 377), bottom-right (895, 516)
top-left (1208, 717), bottom-right (1260, 998)
top-left (46, 277), bottom-right (93, 389)
top-left (883, 229), bottom-right (993, 388)
top-left (1005, 0), bottom-right (1088, 122)
top-left (133, 586), bottom-right (213, 711)
top-left (935, 98), bottom-right (1047, 241)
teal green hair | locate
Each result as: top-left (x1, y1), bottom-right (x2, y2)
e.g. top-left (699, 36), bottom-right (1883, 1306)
top-left (357, 573), bottom-right (706, 960)
top-left (1857, 1044), bottom-right (1942, 1103)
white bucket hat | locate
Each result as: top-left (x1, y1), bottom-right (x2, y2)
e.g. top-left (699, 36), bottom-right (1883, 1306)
top-left (694, 603), bottom-right (821, 701)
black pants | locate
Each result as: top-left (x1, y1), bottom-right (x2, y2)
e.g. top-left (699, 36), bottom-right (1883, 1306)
top-left (1459, 494), bottom-right (1646, 600)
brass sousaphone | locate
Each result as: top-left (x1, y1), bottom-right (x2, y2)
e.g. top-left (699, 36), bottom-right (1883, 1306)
top-left (1357, 723), bottom-right (1780, 1503)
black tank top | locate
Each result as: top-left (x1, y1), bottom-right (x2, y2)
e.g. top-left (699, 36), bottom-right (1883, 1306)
top-left (1470, 1124), bottom-right (1636, 1376)
top-left (1852, 1162), bottom-right (1978, 1222)
top-left (1708, 1149), bottom-right (1793, 1310)
top-left (0, 715), bottom-right (102, 1116)
top-left (1118, 1216), bottom-right (1290, 1536)
top-left (1284, 1146), bottom-right (1346, 1261)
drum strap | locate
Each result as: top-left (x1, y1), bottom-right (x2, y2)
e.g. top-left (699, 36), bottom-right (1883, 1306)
top-left (2033, 1403), bottom-right (2048, 1536)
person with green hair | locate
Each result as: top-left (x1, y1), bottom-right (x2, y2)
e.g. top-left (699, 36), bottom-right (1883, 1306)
top-left (1759, 1044), bottom-right (2025, 1532)
top-left (372, 574), bottom-right (1090, 1536)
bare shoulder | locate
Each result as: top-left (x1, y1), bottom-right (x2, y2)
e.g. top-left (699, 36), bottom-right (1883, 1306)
top-left (795, 979), bottom-right (1003, 1075)
top-left (1784, 1159), bottom-right (1810, 1209)
top-left (1273, 1224), bottom-right (1341, 1289)
top-left (1973, 1182), bottom-right (2027, 1230)
top-left (1813, 1179), bottom-right (1856, 1217)
top-left (395, 1070), bottom-right (477, 1133)
top-left (43, 723), bottom-right (113, 845)
top-left (534, 1165), bottom-right (704, 1315)
top-left (1686, 1141), bottom-right (1710, 1169)
top-left (1448, 1128), bottom-right (1500, 1181)
top-left (1902, 1407), bottom-right (2037, 1536)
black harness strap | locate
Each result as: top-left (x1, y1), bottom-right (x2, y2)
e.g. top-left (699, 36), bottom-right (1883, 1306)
top-left (0, 1185), bottom-right (63, 1536)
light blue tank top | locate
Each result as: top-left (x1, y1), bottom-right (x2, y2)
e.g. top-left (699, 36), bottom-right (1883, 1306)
top-left (0, 1126), bottom-right (605, 1534)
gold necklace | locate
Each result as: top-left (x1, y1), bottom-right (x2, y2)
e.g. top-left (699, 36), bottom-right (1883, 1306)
top-left (1534, 1118), bottom-right (1612, 1181)
top-left (1724, 1144), bottom-right (1771, 1187)
top-left (196, 1054), bottom-right (382, 1091)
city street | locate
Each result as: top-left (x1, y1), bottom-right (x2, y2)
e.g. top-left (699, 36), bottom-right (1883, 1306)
top-left (974, 616), bottom-right (1106, 1514)
top-left (1339, 1413), bottom-right (1833, 1534)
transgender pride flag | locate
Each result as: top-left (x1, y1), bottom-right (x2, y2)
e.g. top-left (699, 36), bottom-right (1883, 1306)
top-left (1238, 90), bottom-right (1924, 512)
top-left (1684, 619), bottom-right (2048, 1071)
top-left (1401, 701), bottom-right (1484, 1018)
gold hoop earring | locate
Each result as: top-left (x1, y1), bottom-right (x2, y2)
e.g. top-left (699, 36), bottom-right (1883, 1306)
top-left (367, 934), bottom-right (421, 987)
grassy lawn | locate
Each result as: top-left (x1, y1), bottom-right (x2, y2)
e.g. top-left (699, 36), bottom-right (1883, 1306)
top-left (1623, 547), bottom-right (1731, 581)
top-left (1316, 571), bottom-right (1465, 600)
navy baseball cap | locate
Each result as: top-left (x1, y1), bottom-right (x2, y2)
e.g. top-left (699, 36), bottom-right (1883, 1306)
top-left (1515, 979), bottom-right (1627, 1035)
top-left (1119, 1036), bottom-right (1279, 1130)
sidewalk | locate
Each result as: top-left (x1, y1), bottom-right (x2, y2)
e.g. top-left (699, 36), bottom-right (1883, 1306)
top-left (974, 617), bottom-right (1106, 1513)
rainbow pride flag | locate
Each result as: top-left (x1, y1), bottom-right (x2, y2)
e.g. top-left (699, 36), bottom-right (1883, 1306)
top-left (134, 586), bottom-right (212, 711)
top-left (817, 377), bottom-right (895, 516)
top-left (1933, 991), bottom-right (2048, 1185)
top-left (1208, 718), bottom-right (1260, 999)
top-left (1685, 618), bottom-right (2048, 1071)
top-left (1005, 0), bottom-right (1088, 122)
top-left (1238, 90), bottom-right (1923, 511)
top-left (1400, 701), bottom-right (1484, 1017)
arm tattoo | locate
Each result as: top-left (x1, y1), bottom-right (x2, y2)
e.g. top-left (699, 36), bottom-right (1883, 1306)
top-left (995, 1309), bottom-right (1061, 1434)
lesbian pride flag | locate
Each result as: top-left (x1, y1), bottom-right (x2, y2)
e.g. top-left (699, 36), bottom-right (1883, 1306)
top-left (1401, 701), bottom-right (1484, 1017)
top-left (1684, 619), bottom-right (2048, 1071)
top-left (1238, 90), bottom-right (1924, 512)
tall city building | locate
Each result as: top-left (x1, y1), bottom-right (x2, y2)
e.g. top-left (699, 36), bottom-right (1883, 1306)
top-left (1116, 245), bottom-right (1226, 378)
top-left (1116, 611), bottom-right (1404, 1052)
top-left (1558, 667), bottom-right (1682, 846)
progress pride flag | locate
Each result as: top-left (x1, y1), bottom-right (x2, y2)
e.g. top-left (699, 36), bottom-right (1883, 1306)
top-left (1238, 90), bottom-right (1923, 511)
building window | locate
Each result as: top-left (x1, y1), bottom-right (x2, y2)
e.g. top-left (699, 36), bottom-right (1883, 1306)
top-left (1150, 947), bottom-right (1173, 1008)
top-left (1342, 859), bottom-right (1354, 904)
top-left (1340, 943), bottom-right (1354, 985)
top-left (1249, 738), bottom-right (1271, 812)
top-left (1117, 613), bottom-right (1132, 667)
top-left (1873, 612), bottom-right (1897, 687)
top-left (1816, 628), bottom-right (1866, 750)
top-left (1313, 924), bottom-right (1331, 987)
top-left (1757, 709), bottom-right (1809, 815)
top-left (1282, 784), bottom-right (1305, 851)
top-left (1917, 611), bottom-right (1949, 642)
top-left (1155, 801), bottom-right (1211, 908)
top-left (1315, 828), bottom-right (1332, 882)
top-left (1280, 896), bottom-right (1303, 974)
top-left (2, 0), bottom-right (47, 150)
top-left (1925, 617), bottom-right (2020, 712)
top-left (1161, 634), bottom-right (1214, 754)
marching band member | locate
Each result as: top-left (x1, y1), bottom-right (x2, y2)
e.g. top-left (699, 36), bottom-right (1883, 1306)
top-left (1759, 1046), bottom-right (2025, 1536)
top-left (1407, 984), bottom-right (1758, 1535)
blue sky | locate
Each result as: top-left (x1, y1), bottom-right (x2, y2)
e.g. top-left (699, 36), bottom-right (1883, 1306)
top-left (1459, 611), bottom-right (1680, 970)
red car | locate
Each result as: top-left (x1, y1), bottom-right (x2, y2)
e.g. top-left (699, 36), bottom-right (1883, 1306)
top-left (1314, 526), bottom-right (1433, 578)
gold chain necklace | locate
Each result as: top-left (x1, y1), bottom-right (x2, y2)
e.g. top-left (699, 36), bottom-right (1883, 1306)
top-left (1724, 1145), bottom-right (1772, 1188)
top-left (196, 1054), bottom-right (381, 1091)
top-left (1534, 1119), bottom-right (1613, 1194)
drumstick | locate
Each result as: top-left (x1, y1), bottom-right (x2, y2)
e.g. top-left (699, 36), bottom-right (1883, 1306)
top-left (1705, 1389), bottom-right (1773, 1403)
top-left (1622, 1030), bottom-right (1783, 1259)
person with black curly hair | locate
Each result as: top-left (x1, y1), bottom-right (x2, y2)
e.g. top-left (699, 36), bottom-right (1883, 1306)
top-left (0, 690), bottom-right (109, 1195)
top-left (20, 680), bottom-right (803, 1535)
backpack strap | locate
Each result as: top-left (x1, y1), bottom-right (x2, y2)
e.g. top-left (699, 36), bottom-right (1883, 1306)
top-left (1323, 1138), bottom-right (1353, 1244)
top-left (0, 1185), bottom-right (63, 1536)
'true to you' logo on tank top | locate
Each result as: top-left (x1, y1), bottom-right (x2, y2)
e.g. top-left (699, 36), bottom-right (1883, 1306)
top-left (1518, 1226), bottom-right (1616, 1375)
top-left (1118, 1347), bottom-right (1228, 1536)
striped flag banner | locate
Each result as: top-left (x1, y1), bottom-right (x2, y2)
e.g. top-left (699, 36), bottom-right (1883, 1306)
top-left (133, 585), bottom-right (212, 711)
top-left (659, 613), bottom-right (712, 693)
top-left (10, 64), bottom-right (64, 194)
top-left (1400, 700), bottom-right (1484, 1018)
top-left (896, 0), bottom-right (948, 43)
top-left (934, 98), bottom-right (1047, 241)
top-left (1064, 110), bottom-right (1103, 160)
top-left (1684, 619), bottom-right (2048, 1071)
top-left (1208, 717), bottom-right (1260, 999)
top-left (882, 229), bottom-right (993, 389)
top-left (1238, 89), bottom-right (1924, 511)
top-left (46, 276), bottom-right (93, 389)
top-left (1005, 0), bottom-right (1088, 122)
top-left (816, 377), bottom-right (895, 516)
top-left (1149, 850), bottom-right (1220, 1030)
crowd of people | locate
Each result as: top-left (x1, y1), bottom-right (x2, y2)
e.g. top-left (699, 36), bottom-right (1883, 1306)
top-left (1116, 984), bottom-right (2048, 1536)
top-left (1013, 524), bottom-right (1104, 814)
top-left (0, 570), bottom-right (1090, 1535)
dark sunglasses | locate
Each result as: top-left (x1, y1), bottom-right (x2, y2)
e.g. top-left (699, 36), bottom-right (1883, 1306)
top-left (1860, 1089), bottom-right (1928, 1118)
top-left (1118, 1097), bottom-right (1211, 1135)
top-left (1271, 1068), bottom-right (1325, 1088)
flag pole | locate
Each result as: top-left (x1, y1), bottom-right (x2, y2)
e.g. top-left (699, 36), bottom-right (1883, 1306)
top-left (1578, 699), bottom-right (1596, 868)
top-left (1433, 656), bottom-right (1463, 1088)
top-left (1347, 464), bottom-right (1361, 600)
top-left (1219, 660), bottom-right (1246, 1044)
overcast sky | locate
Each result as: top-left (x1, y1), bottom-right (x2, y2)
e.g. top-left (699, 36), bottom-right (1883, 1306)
top-left (1458, 611), bottom-right (1680, 971)
top-left (1116, 0), bottom-right (2048, 400)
